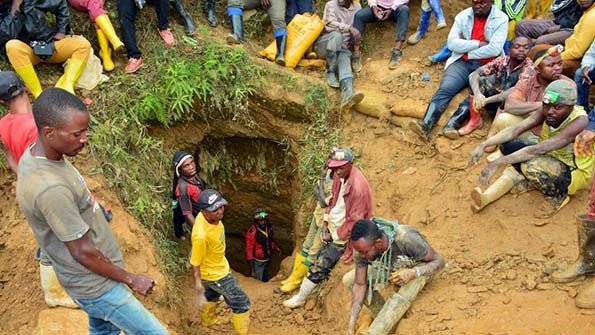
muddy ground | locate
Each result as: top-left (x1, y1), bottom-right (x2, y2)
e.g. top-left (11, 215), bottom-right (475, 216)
top-left (2, 1), bottom-right (595, 334)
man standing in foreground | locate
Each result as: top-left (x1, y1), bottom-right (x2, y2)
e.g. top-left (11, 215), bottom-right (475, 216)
top-left (16, 88), bottom-right (168, 334)
top-left (343, 218), bottom-right (445, 334)
top-left (191, 189), bottom-right (251, 334)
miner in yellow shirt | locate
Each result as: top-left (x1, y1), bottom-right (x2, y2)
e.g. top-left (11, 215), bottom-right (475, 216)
top-left (191, 189), bottom-right (251, 334)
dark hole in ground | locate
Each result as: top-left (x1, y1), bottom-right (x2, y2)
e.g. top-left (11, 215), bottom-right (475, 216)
top-left (194, 136), bottom-right (297, 279)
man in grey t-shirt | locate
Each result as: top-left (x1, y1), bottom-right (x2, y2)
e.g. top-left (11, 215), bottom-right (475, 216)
top-left (343, 218), bottom-right (445, 334)
top-left (16, 88), bottom-right (168, 334)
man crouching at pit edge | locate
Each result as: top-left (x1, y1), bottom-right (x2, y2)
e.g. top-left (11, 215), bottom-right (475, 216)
top-left (343, 218), bottom-right (445, 335)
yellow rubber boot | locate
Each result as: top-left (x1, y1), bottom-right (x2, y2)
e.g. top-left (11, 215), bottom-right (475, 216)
top-left (14, 65), bottom-right (43, 98)
top-left (199, 301), bottom-right (220, 326)
top-left (471, 166), bottom-right (520, 213)
top-left (280, 258), bottom-right (310, 292)
top-left (97, 29), bottom-right (114, 72)
top-left (231, 310), bottom-right (250, 335)
top-left (281, 251), bottom-right (307, 286)
top-left (55, 58), bottom-right (86, 94)
top-left (94, 14), bottom-right (124, 51)
top-left (40, 263), bottom-right (78, 309)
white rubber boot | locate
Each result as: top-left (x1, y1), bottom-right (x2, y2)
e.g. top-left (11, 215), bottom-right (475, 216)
top-left (40, 263), bottom-right (78, 308)
top-left (283, 277), bottom-right (317, 309)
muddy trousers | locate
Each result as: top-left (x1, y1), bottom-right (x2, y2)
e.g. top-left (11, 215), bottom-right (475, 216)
top-left (306, 242), bottom-right (345, 284)
top-left (301, 204), bottom-right (325, 265)
top-left (227, 0), bottom-right (287, 35)
top-left (500, 139), bottom-right (572, 205)
top-left (202, 273), bottom-right (251, 313)
top-left (6, 37), bottom-right (91, 69)
top-left (313, 31), bottom-right (353, 81)
top-left (353, 5), bottom-right (409, 42)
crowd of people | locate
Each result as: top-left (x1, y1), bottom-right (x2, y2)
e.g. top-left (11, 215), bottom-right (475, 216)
top-left (2, 0), bottom-right (595, 334)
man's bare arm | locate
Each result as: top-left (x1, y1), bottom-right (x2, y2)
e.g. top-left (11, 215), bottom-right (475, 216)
top-left (504, 99), bottom-right (542, 116)
top-left (415, 247), bottom-right (445, 277)
top-left (347, 264), bottom-right (368, 334)
top-left (64, 233), bottom-right (154, 295)
top-left (493, 116), bottom-right (588, 167)
top-left (2, 146), bottom-right (18, 174)
top-left (485, 88), bottom-right (514, 105)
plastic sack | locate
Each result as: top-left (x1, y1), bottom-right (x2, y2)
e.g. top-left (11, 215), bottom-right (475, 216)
top-left (74, 49), bottom-right (107, 91)
top-left (259, 13), bottom-right (325, 68)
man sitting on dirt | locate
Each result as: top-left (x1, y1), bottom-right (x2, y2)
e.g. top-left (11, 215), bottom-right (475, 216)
top-left (283, 147), bottom-right (372, 308)
top-left (409, 0), bottom-right (509, 140)
top-left (574, 39), bottom-right (594, 111)
top-left (469, 80), bottom-right (595, 218)
top-left (351, 0), bottom-right (409, 72)
top-left (1, 0), bottom-right (92, 98)
top-left (441, 36), bottom-right (533, 139)
top-left (484, 45), bottom-right (574, 153)
top-left (558, 104), bottom-right (595, 309)
top-left (343, 218), bottom-right (445, 334)
top-left (315, 0), bottom-right (364, 112)
top-left (16, 88), bottom-right (168, 334)
top-left (191, 189), bottom-right (252, 334)
top-left (515, 0), bottom-right (582, 46)
top-left (226, 0), bottom-right (288, 66)
top-left (172, 150), bottom-right (206, 239)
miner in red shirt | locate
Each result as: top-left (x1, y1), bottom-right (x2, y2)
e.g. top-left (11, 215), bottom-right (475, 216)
top-left (284, 147), bottom-right (372, 308)
top-left (0, 71), bottom-right (37, 174)
top-left (245, 208), bottom-right (280, 282)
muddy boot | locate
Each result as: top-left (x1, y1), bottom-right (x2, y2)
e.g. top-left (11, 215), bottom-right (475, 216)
top-left (171, 0), bottom-right (196, 34)
top-left (283, 277), bottom-right (317, 308)
top-left (340, 78), bottom-right (364, 113)
top-left (471, 166), bottom-right (521, 212)
top-left (388, 48), bottom-right (402, 70)
top-left (351, 54), bottom-right (362, 73)
top-left (408, 10), bottom-right (430, 45)
top-left (275, 34), bottom-right (287, 66)
top-left (325, 51), bottom-right (340, 88)
top-left (409, 102), bottom-right (444, 140)
top-left (576, 278), bottom-right (595, 309)
top-left (441, 100), bottom-right (470, 140)
top-left (226, 9), bottom-right (244, 44)
top-left (552, 214), bottom-right (595, 283)
top-left (204, 0), bottom-right (218, 27)
top-left (40, 264), bottom-right (78, 308)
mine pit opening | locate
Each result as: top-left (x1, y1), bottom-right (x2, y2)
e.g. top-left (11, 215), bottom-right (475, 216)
top-left (193, 135), bottom-right (299, 278)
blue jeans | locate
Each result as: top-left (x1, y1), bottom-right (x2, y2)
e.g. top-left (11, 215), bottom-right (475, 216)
top-left (285, 0), bottom-right (313, 22)
top-left (73, 284), bottom-right (168, 335)
top-left (430, 59), bottom-right (484, 111)
top-left (202, 273), bottom-right (250, 313)
top-left (574, 67), bottom-right (595, 111)
top-left (353, 5), bottom-right (409, 42)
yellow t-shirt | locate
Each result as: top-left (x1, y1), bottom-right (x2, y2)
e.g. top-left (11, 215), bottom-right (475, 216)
top-left (190, 212), bottom-right (230, 281)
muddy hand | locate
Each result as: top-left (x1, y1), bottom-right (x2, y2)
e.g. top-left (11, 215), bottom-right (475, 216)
top-left (479, 163), bottom-right (498, 186)
top-left (582, 66), bottom-right (593, 85)
top-left (390, 269), bottom-right (416, 286)
top-left (468, 145), bottom-right (485, 167)
top-left (129, 274), bottom-right (155, 296)
top-left (473, 94), bottom-right (487, 110)
top-left (575, 129), bottom-right (595, 157)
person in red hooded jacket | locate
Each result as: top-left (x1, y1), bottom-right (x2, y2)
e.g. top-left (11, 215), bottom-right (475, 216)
top-left (245, 208), bottom-right (280, 282)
